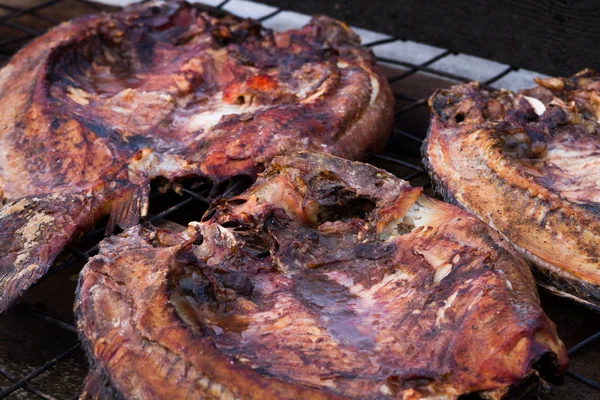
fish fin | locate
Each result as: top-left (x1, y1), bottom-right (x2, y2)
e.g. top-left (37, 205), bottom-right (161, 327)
top-left (0, 193), bottom-right (96, 313)
top-left (105, 185), bottom-right (147, 235)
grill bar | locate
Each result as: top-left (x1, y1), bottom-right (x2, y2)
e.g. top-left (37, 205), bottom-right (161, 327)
top-left (0, 367), bottom-right (58, 400)
top-left (566, 370), bottom-right (600, 391)
top-left (0, 19), bottom-right (43, 36)
top-left (388, 50), bottom-right (454, 84)
top-left (395, 98), bottom-right (428, 116)
top-left (180, 187), bottom-right (211, 203)
top-left (484, 66), bottom-right (517, 85)
top-left (216, 0), bottom-right (231, 8)
top-left (76, 1), bottom-right (104, 12)
top-left (369, 153), bottom-right (424, 172)
top-left (69, 246), bottom-right (92, 262)
top-left (147, 197), bottom-right (195, 223)
top-left (364, 37), bottom-right (399, 47)
top-left (392, 128), bottom-right (425, 144)
top-left (393, 91), bottom-right (418, 102)
top-left (568, 330), bottom-right (600, 356)
top-left (0, 34), bottom-right (34, 47)
top-left (0, 343), bottom-right (80, 398)
top-left (258, 9), bottom-right (281, 22)
top-left (15, 304), bottom-right (76, 333)
top-left (378, 56), bottom-right (473, 84)
top-left (0, 0), bottom-right (63, 23)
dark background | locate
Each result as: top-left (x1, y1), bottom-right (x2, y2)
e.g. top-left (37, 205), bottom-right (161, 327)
top-left (261, 0), bottom-right (600, 76)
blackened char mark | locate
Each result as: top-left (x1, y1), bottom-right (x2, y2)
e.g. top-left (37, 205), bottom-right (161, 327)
top-left (82, 120), bottom-right (150, 153)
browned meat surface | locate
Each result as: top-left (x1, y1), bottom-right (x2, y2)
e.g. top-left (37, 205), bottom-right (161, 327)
top-left (0, 1), bottom-right (393, 312)
top-left (423, 70), bottom-right (600, 310)
top-left (76, 152), bottom-right (567, 400)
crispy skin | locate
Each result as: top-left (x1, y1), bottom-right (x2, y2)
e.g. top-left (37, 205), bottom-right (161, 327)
top-left (423, 70), bottom-right (600, 310)
top-left (76, 152), bottom-right (567, 400)
top-left (0, 1), bottom-right (393, 312)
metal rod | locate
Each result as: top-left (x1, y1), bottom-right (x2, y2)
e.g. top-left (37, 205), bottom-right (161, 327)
top-left (180, 188), bottom-right (211, 204)
top-left (394, 98), bottom-right (428, 115)
top-left (258, 9), bottom-right (281, 22)
top-left (393, 92), bottom-right (417, 102)
top-left (363, 37), bottom-right (398, 47)
top-left (388, 50), bottom-right (454, 84)
top-left (146, 181), bottom-right (242, 227)
top-left (0, 344), bottom-right (80, 398)
top-left (402, 171), bottom-right (423, 181)
top-left (378, 56), bottom-right (469, 83)
top-left (75, 0), bottom-right (105, 12)
top-left (222, 179), bottom-right (244, 198)
top-left (146, 197), bottom-right (194, 223)
top-left (380, 56), bottom-right (500, 93)
top-left (368, 153), bottom-right (424, 172)
top-left (69, 246), bottom-right (91, 261)
top-left (0, 0), bottom-right (63, 23)
top-left (0, 368), bottom-right (58, 400)
top-left (80, 188), bottom-right (168, 239)
top-left (0, 19), bottom-right (43, 36)
top-left (14, 305), bottom-right (76, 333)
top-left (568, 330), bottom-right (600, 356)
top-left (393, 128), bottom-right (424, 144)
top-left (566, 370), bottom-right (600, 391)
top-left (42, 255), bottom-right (81, 279)
top-left (30, 11), bottom-right (60, 26)
top-left (484, 66), bottom-right (517, 86)
top-left (0, 4), bottom-right (19, 11)
top-left (43, 244), bottom-right (98, 279)
top-left (0, 34), bottom-right (33, 47)
top-left (216, 0), bottom-right (231, 9)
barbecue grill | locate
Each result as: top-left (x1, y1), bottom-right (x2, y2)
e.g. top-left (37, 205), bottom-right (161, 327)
top-left (0, 1), bottom-right (599, 399)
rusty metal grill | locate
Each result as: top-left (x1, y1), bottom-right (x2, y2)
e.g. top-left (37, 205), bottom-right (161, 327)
top-left (0, 1), bottom-right (599, 399)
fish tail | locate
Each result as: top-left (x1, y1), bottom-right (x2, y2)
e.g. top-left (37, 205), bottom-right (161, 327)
top-left (0, 193), bottom-right (96, 313)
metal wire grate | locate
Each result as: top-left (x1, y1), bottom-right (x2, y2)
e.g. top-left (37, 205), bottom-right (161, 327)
top-left (0, 1), bottom-right (599, 399)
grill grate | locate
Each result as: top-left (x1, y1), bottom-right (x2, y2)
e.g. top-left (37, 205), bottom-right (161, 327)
top-left (0, 1), bottom-right (599, 399)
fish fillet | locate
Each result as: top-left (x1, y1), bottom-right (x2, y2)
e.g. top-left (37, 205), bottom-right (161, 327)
top-left (0, 1), bottom-right (393, 312)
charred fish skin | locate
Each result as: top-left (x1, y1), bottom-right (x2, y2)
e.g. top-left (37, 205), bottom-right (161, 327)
top-left (0, 0), bottom-right (393, 312)
top-left (423, 70), bottom-right (600, 310)
top-left (76, 152), bottom-right (567, 400)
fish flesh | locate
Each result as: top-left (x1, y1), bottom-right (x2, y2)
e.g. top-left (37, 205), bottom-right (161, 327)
top-left (76, 152), bottom-right (567, 399)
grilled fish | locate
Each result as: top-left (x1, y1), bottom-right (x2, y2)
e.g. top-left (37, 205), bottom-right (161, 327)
top-left (76, 152), bottom-right (567, 400)
top-left (0, 1), bottom-right (393, 312)
top-left (423, 70), bottom-right (600, 310)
